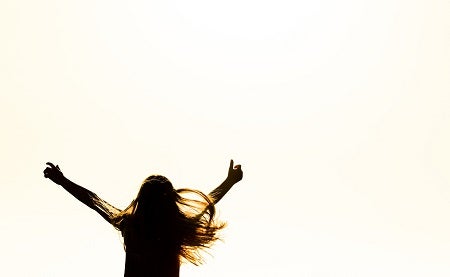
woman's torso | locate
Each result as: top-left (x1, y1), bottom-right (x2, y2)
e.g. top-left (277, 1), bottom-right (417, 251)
top-left (122, 222), bottom-right (181, 277)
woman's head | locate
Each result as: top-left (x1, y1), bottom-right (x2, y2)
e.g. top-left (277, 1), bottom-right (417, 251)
top-left (133, 175), bottom-right (179, 219)
top-left (139, 175), bottom-right (174, 197)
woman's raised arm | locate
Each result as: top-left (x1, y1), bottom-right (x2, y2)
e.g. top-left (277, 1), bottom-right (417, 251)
top-left (208, 160), bottom-right (243, 204)
top-left (43, 162), bottom-right (121, 224)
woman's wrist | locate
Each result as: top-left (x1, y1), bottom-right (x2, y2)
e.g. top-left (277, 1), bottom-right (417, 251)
top-left (53, 175), bottom-right (68, 186)
top-left (225, 177), bottom-right (238, 185)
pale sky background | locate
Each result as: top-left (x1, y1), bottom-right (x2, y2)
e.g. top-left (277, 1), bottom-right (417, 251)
top-left (1, 0), bottom-right (450, 276)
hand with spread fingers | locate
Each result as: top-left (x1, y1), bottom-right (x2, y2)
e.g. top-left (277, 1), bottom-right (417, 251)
top-left (43, 162), bottom-right (66, 185)
top-left (226, 159), bottom-right (243, 184)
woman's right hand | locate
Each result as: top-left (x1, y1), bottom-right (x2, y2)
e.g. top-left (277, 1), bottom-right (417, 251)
top-left (226, 159), bottom-right (243, 184)
top-left (43, 162), bottom-right (66, 184)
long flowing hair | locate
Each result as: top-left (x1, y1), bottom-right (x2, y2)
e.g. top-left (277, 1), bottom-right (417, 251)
top-left (109, 175), bottom-right (225, 265)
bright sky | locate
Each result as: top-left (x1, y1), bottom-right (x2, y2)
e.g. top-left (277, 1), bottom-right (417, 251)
top-left (1, 0), bottom-right (450, 276)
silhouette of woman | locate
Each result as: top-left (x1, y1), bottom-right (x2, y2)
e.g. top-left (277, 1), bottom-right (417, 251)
top-left (43, 160), bottom-right (243, 277)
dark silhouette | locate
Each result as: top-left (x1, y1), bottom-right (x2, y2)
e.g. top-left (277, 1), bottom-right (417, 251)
top-left (44, 160), bottom-right (243, 277)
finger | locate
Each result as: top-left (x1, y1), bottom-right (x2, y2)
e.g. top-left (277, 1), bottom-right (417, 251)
top-left (56, 165), bottom-right (60, 170)
top-left (229, 159), bottom-right (234, 170)
top-left (234, 164), bottom-right (241, 170)
top-left (46, 162), bottom-right (56, 168)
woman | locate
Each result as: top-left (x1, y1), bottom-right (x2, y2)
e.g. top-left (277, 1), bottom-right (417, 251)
top-left (43, 160), bottom-right (243, 277)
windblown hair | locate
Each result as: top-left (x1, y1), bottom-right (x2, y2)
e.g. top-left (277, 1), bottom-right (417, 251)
top-left (98, 175), bottom-right (225, 265)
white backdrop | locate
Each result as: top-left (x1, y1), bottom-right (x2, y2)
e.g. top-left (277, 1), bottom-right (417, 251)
top-left (1, 0), bottom-right (450, 276)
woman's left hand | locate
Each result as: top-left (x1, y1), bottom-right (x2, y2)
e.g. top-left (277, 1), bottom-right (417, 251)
top-left (43, 162), bottom-right (66, 184)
